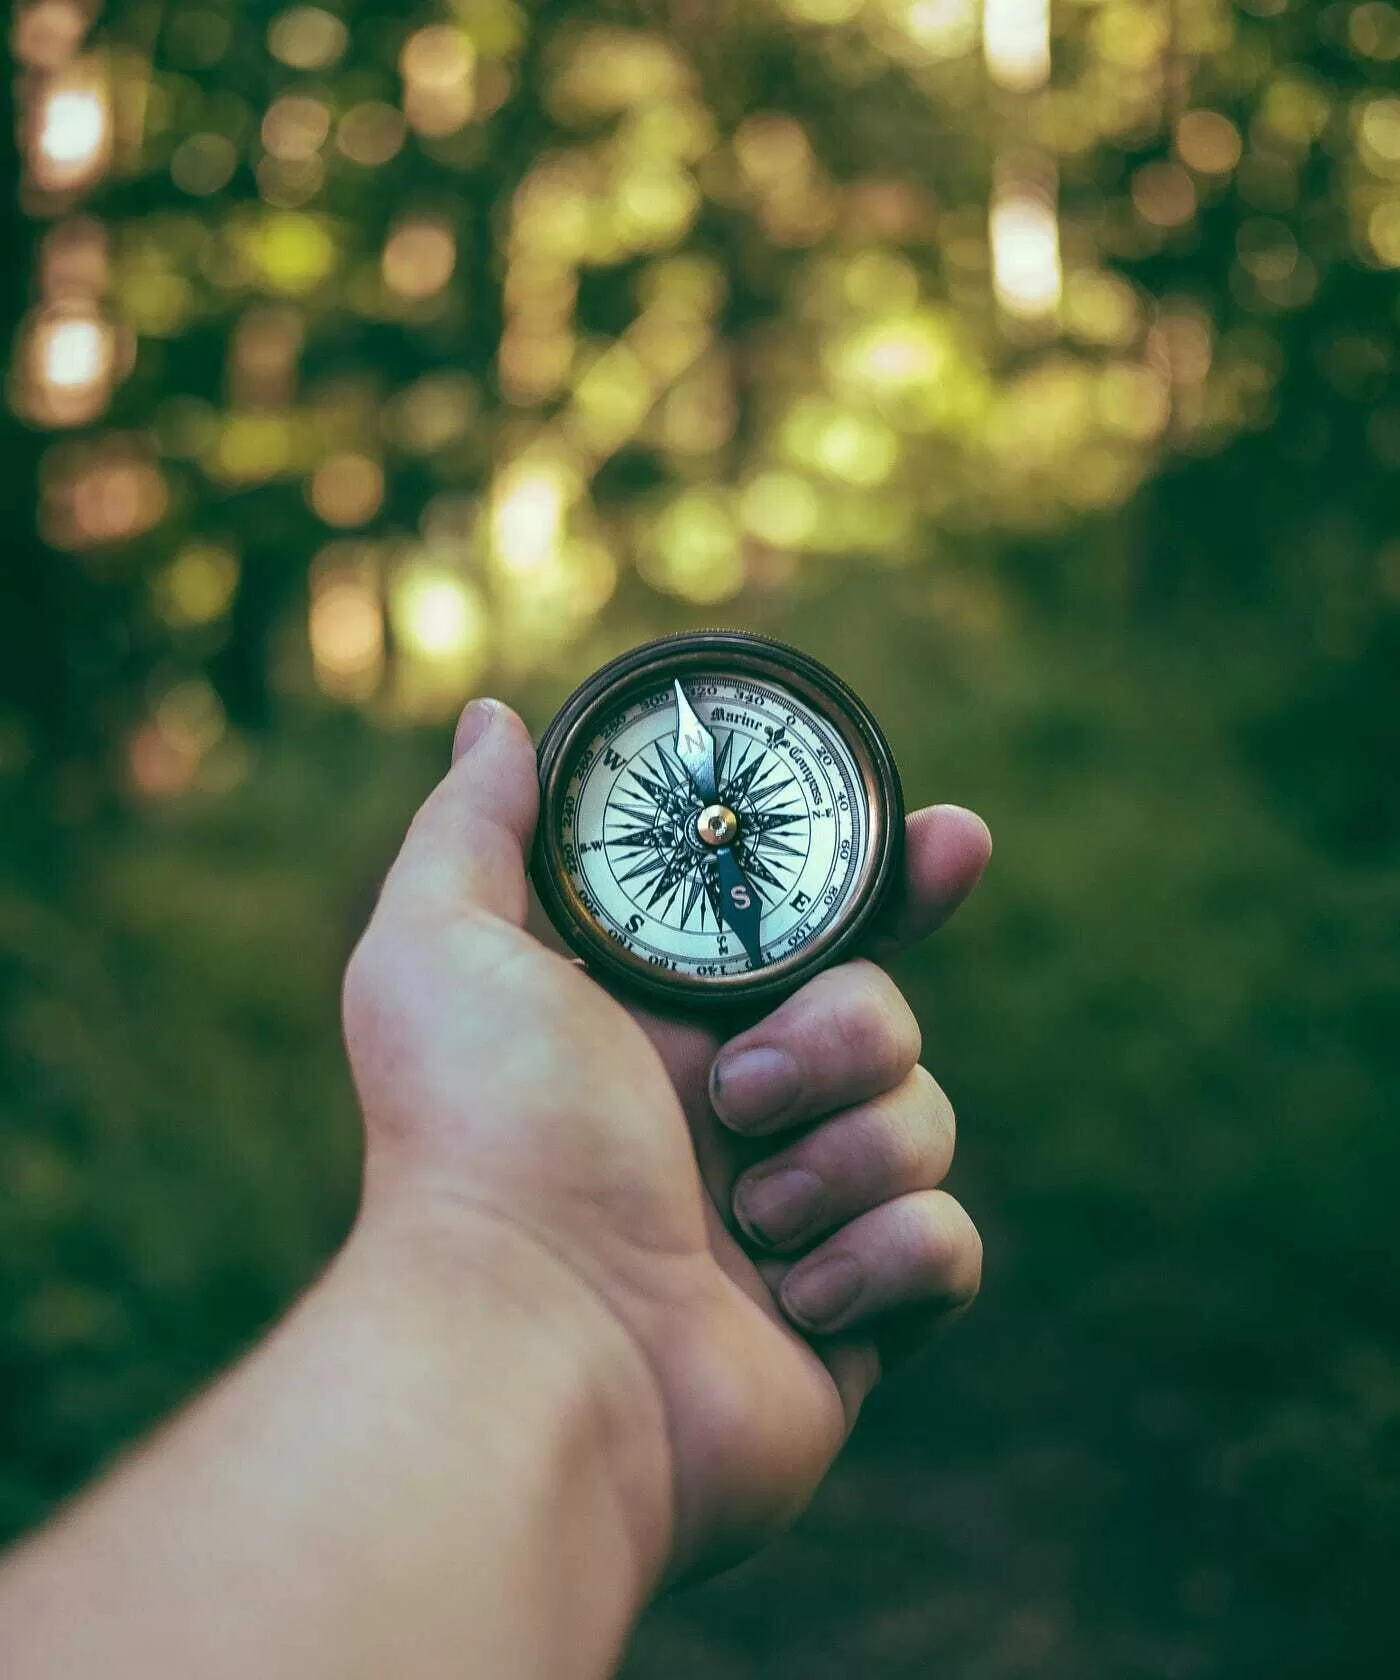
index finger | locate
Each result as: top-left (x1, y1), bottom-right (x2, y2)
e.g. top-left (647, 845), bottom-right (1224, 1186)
top-left (863, 804), bottom-right (992, 962)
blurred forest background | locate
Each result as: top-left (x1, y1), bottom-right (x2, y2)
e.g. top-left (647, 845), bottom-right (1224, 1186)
top-left (2, 0), bottom-right (1398, 1674)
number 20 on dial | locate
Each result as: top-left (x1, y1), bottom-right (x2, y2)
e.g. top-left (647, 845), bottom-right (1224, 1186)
top-left (532, 632), bottom-right (905, 1009)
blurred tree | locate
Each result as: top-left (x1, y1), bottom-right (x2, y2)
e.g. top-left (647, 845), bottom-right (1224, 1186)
top-left (4, 0), bottom-right (1397, 824)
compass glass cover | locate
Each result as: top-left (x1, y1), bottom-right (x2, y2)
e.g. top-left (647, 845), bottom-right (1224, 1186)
top-left (546, 664), bottom-right (888, 991)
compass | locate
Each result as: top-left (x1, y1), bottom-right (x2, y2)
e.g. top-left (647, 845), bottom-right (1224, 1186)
top-left (532, 631), bottom-right (904, 1009)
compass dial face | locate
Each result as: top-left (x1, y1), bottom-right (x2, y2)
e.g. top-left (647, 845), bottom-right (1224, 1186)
top-left (534, 635), bottom-right (904, 1007)
top-left (565, 674), bottom-right (864, 979)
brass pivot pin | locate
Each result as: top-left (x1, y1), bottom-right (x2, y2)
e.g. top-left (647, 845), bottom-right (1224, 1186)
top-left (696, 804), bottom-right (739, 848)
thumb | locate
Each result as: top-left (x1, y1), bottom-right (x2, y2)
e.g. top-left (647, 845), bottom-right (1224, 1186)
top-left (381, 699), bottom-right (540, 927)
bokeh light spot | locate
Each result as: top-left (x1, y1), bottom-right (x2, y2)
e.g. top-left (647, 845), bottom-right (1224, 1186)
top-left (155, 542), bottom-right (240, 629)
top-left (1062, 271), bottom-right (1140, 348)
top-left (41, 440), bottom-right (168, 549)
top-left (32, 73), bottom-right (110, 192)
top-left (739, 472), bottom-right (820, 548)
top-left (834, 314), bottom-right (952, 394)
top-left (812, 411), bottom-right (899, 486)
top-left (267, 7), bottom-right (348, 71)
top-left (262, 96), bottom-right (331, 163)
top-left (309, 454), bottom-right (386, 527)
top-left (41, 315), bottom-right (105, 388)
top-left (551, 29), bottom-right (689, 116)
top-left (171, 133), bottom-right (238, 196)
top-left (257, 155), bottom-right (325, 210)
top-left (241, 211), bottom-right (338, 295)
top-left (336, 102), bottom-right (407, 167)
top-left (1358, 99), bottom-right (1400, 174)
top-left (983, 0), bottom-right (1050, 92)
top-left (642, 489), bottom-right (743, 603)
top-left (991, 186), bottom-right (1062, 320)
top-left (21, 308), bottom-right (116, 426)
top-left (389, 563), bottom-right (489, 704)
top-left (614, 166), bottom-right (702, 250)
top-left (211, 413), bottom-right (294, 484)
top-left (903, 0), bottom-right (979, 60)
top-left (14, 0), bottom-right (88, 72)
top-left (1175, 110), bottom-right (1243, 176)
top-left (1349, 3), bottom-right (1400, 61)
top-left (490, 457), bottom-right (577, 574)
top-left (1367, 200), bottom-right (1400, 267)
top-left (401, 26), bottom-right (477, 137)
top-left (381, 218), bottom-right (457, 301)
top-left (310, 550), bottom-right (385, 700)
top-left (842, 249), bottom-right (919, 312)
top-left (1132, 162), bottom-right (1198, 230)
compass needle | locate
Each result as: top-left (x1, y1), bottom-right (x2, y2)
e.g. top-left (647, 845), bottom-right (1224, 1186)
top-left (671, 679), bottom-right (719, 803)
top-left (715, 848), bottom-right (765, 970)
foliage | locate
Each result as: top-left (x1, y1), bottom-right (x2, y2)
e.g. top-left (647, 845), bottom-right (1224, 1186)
top-left (4, 0), bottom-right (1399, 780)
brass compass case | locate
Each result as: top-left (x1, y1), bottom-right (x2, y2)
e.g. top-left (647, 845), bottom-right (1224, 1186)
top-left (532, 631), bottom-right (905, 1010)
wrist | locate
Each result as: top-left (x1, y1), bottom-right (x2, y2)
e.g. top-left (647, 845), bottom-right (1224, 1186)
top-left (343, 1182), bottom-right (676, 1611)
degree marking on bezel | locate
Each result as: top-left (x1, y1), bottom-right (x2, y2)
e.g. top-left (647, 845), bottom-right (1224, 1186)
top-left (532, 633), bottom-right (904, 1007)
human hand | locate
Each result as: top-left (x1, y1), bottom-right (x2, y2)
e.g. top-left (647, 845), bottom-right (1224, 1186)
top-left (342, 698), bottom-right (990, 1588)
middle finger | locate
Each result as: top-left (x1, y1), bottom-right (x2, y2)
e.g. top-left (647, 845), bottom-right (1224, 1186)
top-left (708, 958), bottom-right (921, 1136)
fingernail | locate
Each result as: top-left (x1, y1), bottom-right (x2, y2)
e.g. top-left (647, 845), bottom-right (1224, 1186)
top-left (453, 699), bottom-right (498, 762)
top-left (734, 1167), bottom-right (825, 1248)
top-left (710, 1047), bottom-right (801, 1130)
top-left (781, 1254), bottom-right (864, 1330)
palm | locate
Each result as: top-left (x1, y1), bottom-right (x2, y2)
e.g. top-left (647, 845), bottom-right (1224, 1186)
top-left (387, 934), bottom-right (859, 1580)
top-left (602, 990), bottom-right (865, 1575)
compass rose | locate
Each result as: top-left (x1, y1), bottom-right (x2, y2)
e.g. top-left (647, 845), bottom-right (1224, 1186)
top-left (603, 731), bottom-right (811, 935)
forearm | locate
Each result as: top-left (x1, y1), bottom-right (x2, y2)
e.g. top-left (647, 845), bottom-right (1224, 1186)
top-left (0, 1210), bottom-right (672, 1680)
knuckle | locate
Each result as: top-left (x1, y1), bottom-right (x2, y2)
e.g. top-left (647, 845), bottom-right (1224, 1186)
top-left (836, 965), bottom-right (920, 1086)
top-left (910, 1203), bottom-right (957, 1276)
top-left (912, 1065), bottom-right (957, 1162)
top-left (877, 1089), bottom-right (934, 1188)
top-left (894, 1190), bottom-right (980, 1295)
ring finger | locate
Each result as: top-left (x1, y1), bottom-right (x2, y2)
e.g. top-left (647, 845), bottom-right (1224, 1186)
top-left (731, 1065), bottom-right (956, 1253)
